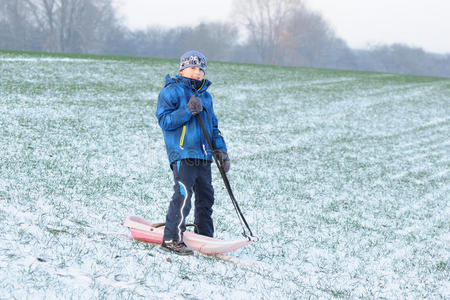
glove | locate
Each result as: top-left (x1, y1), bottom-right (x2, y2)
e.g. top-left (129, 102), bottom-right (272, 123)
top-left (215, 150), bottom-right (230, 173)
top-left (187, 95), bottom-right (203, 115)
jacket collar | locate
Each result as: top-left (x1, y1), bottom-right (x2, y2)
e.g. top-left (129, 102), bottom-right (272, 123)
top-left (165, 74), bottom-right (212, 93)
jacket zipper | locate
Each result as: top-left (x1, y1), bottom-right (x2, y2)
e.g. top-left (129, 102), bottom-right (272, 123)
top-left (199, 112), bottom-right (209, 157)
top-left (192, 87), bottom-right (209, 158)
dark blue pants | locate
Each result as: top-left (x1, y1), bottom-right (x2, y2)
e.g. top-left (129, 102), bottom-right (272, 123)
top-left (163, 159), bottom-right (214, 242)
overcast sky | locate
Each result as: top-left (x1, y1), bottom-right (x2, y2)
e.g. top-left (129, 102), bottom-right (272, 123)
top-left (113, 0), bottom-right (450, 54)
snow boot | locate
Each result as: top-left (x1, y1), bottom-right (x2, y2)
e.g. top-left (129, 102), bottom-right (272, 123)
top-left (161, 240), bottom-right (193, 256)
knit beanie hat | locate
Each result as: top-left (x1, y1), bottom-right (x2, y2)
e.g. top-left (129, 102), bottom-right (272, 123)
top-left (179, 50), bottom-right (207, 73)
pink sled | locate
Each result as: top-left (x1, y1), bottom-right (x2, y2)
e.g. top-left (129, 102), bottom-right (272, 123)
top-left (123, 216), bottom-right (254, 255)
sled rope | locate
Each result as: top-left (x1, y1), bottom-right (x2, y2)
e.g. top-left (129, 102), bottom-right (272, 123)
top-left (195, 114), bottom-right (255, 239)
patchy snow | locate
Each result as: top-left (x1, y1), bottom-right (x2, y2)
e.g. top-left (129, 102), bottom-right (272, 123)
top-left (0, 52), bottom-right (449, 298)
top-left (0, 57), bottom-right (114, 63)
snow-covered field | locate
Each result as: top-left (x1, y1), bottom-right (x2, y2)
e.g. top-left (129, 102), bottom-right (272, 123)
top-left (0, 51), bottom-right (449, 299)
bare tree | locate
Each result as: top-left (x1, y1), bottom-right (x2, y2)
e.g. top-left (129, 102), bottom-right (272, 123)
top-left (232, 0), bottom-right (302, 64)
top-left (284, 8), bottom-right (353, 68)
top-left (231, 0), bottom-right (355, 69)
top-left (18, 0), bottom-right (117, 53)
top-left (116, 22), bottom-right (240, 61)
top-left (176, 22), bottom-right (239, 61)
top-left (0, 0), bottom-right (36, 50)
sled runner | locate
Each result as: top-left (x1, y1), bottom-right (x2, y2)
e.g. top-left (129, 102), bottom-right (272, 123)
top-left (124, 216), bottom-right (254, 255)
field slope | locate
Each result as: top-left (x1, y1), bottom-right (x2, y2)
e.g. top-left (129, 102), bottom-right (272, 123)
top-left (0, 51), bottom-right (449, 298)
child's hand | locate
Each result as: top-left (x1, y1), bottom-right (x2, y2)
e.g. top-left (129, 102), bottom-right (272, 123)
top-left (187, 95), bottom-right (203, 115)
top-left (215, 150), bottom-right (230, 173)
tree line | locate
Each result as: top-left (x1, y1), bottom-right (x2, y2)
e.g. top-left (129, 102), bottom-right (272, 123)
top-left (1, 0), bottom-right (449, 78)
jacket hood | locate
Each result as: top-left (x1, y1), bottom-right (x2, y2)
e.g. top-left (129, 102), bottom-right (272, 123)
top-left (164, 74), bottom-right (212, 93)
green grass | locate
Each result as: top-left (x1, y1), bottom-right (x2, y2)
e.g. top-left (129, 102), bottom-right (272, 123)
top-left (0, 50), bottom-right (449, 299)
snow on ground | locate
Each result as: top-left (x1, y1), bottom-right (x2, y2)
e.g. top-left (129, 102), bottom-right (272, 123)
top-left (0, 52), bottom-right (449, 299)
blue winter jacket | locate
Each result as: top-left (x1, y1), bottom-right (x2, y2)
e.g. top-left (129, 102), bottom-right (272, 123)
top-left (156, 74), bottom-right (227, 164)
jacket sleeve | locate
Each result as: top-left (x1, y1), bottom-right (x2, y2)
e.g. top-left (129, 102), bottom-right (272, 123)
top-left (156, 87), bottom-right (192, 131)
top-left (211, 103), bottom-right (227, 152)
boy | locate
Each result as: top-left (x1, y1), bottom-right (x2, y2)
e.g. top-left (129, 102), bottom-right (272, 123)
top-left (156, 50), bottom-right (230, 255)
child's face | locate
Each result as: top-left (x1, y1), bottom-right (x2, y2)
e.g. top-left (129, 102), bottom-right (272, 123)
top-left (179, 66), bottom-right (205, 81)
